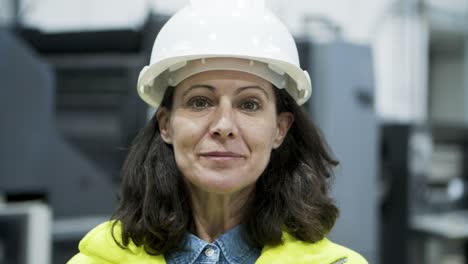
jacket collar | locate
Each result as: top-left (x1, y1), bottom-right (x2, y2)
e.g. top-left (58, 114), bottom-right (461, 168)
top-left (257, 232), bottom-right (360, 264)
top-left (77, 221), bottom-right (366, 264)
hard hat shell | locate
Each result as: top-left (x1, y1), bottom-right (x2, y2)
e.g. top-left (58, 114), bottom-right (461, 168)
top-left (137, 0), bottom-right (312, 109)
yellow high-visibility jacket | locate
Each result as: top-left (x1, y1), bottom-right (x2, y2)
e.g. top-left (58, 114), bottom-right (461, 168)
top-left (68, 221), bottom-right (367, 264)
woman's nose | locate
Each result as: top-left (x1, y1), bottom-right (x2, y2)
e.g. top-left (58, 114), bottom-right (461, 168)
top-left (209, 100), bottom-right (238, 140)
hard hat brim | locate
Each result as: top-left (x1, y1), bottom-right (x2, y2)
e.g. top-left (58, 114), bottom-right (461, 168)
top-left (137, 54), bottom-right (312, 109)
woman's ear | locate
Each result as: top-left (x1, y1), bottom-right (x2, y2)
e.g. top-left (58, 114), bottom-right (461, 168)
top-left (273, 112), bottom-right (294, 149)
top-left (156, 108), bottom-right (173, 144)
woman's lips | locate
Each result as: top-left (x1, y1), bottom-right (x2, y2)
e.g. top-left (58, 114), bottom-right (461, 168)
top-left (199, 151), bottom-right (244, 160)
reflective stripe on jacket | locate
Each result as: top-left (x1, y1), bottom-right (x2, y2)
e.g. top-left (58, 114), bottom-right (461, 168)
top-left (68, 221), bottom-right (368, 264)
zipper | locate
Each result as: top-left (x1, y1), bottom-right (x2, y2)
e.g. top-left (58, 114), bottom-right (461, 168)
top-left (331, 257), bottom-right (347, 264)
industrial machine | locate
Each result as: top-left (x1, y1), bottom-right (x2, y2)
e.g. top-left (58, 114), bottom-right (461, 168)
top-left (296, 36), bottom-right (379, 263)
top-left (0, 12), bottom-right (168, 263)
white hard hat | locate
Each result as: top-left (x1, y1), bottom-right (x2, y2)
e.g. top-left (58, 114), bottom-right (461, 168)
top-left (137, 0), bottom-right (312, 109)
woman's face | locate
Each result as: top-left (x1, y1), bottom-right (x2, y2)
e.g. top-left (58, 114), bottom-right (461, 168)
top-left (158, 69), bottom-right (293, 194)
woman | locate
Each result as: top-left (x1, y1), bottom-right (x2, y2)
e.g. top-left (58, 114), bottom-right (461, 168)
top-left (69, 0), bottom-right (367, 263)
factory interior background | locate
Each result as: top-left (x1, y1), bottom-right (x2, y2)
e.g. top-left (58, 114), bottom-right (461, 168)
top-left (1, 0), bottom-right (468, 263)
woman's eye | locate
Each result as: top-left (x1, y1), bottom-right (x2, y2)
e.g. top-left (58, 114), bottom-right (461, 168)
top-left (188, 97), bottom-right (211, 109)
top-left (240, 99), bottom-right (260, 111)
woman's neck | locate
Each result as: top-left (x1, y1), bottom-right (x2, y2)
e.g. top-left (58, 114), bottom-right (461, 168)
top-left (188, 185), bottom-right (254, 242)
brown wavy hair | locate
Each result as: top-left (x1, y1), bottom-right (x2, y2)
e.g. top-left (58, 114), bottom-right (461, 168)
top-left (112, 86), bottom-right (339, 254)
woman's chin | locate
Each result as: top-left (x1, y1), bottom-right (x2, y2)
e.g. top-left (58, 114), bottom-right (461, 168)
top-left (187, 172), bottom-right (255, 195)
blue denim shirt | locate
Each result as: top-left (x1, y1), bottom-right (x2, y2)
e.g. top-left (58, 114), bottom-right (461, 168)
top-left (165, 225), bottom-right (260, 264)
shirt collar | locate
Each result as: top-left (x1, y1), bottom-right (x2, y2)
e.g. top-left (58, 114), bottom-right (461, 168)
top-left (166, 225), bottom-right (260, 264)
top-left (216, 225), bottom-right (259, 263)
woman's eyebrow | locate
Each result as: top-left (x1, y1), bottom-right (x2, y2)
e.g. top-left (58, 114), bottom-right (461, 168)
top-left (182, 84), bottom-right (216, 97)
top-left (234, 86), bottom-right (269, 99)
